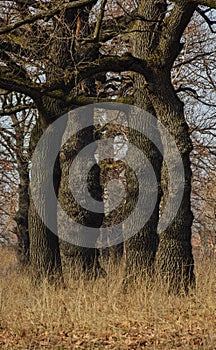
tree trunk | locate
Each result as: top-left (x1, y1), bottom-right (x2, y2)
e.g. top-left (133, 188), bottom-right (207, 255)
top-left (123, 100), bottom-right (162, 280)
top-left (58, 107), bottom-right (106, 278)
top-left (29, 193), bottom-right (62, 283)
top-left (124, 0), bottom-right (164, 282)
top-left (14, 160), bottom-right (30, 267)
top-left (28, 116), bottom-right (63, 283)
top-left (150, 72), bottom-right (195, 292)
top-left (27, 6), bottom-right (74, 282)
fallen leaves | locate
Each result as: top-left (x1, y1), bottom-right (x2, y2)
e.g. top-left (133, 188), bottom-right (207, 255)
top-left (0, 322), bottom-right (215, 350)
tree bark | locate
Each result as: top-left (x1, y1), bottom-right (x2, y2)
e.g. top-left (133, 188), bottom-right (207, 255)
top-left (27, 2), bottom-right (105, 280)
top-left (124, 97), bottom-right (162, 280)
top-left (58, 107), bottom-right (106, 278)
top-left (124, 0), bottom-right (195, 293)
top-left (15, 160), bottom-right (30, 267)
top-left (58, 7), bottom-right (105, 277)
top-left (149, 72), bottom-right (195, 292)
top-left (12, 109), bottom-right (31, 267)
top-left (124, 0), bottom-right (164, 282)
top-left (28, 117), bottom-right (63, 283)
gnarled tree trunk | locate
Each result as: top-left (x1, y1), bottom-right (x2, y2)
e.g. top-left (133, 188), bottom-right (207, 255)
top-left (125, 0), bottom-right (195, 293)
top-left (58, 107), bottom-right (106, 278)
top-left (28, 116), bottom-right (64, 282)
top-left (124, 0), bottom-right (164, 282)
top-left (150, 73), bottom-right (195, 292)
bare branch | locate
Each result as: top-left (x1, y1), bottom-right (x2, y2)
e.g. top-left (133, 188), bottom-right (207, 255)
top-left (190, 0), bottom-right (216, 9)
top-left (0, 50), bottom-right (29, 80)
top-left (0, 0), bottom-right (97, 35)
top-left (159, 2), bottom-right (197, 66)
top-left (77, 53), bottom-right (151, 80)
top-left (173, 50), bottom-right (215, 68)
top-left (94, 0), bottom-right (107, 41)
top-left (0, 102), bottom-right (34, 116)
top-left (196, 6), bottom-right (216, 32)
top-left (0, 67), bottom-right (39, 97)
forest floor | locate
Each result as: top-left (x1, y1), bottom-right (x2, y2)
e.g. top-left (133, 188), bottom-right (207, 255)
top-left (0, 247), bottom-right (215, 350)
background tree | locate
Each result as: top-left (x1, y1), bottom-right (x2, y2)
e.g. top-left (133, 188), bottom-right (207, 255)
top-left (172, 10), bottom-right (216, 256)
top-left (0, 153), bottom-right (17, 246)
top-left (0, 92), bottom-right (37, 265)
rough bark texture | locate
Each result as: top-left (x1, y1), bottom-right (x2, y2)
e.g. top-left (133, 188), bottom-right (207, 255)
top-left (15, 160), bottom-right (30, 267)
top-left (97, 125), bottom-right (125, 264)
top-left (28, 3), bottom-right (105, 281)
top-left (124, 0), bottom-right (195, 292)
top-left (28, 195), bottom-right (62, 283)
top-left (11, 113), bottom-right (30, 266)
top-left (58, 107), bottom-right (106, 278)
top-left (149, 73), bottom-right (195, 292)
top-left (124, 0), bottom-right (164, 281)
top-left (28, 117), bottom-right (63, 282)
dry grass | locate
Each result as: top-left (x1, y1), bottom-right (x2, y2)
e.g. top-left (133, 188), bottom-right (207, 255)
top-left (0, 247), bottom-right (215, 349)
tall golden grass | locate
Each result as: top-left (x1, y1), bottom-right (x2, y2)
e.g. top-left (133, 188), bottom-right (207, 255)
top-left (0, 246), bottom-right (215, 349)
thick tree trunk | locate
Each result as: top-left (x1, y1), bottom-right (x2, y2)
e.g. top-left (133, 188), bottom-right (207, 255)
top-left (58, 107), bottom-right (106, 278)
top-left (150, 73), bottom-right (195, 292)
top-left (29, 5), bottom-right (104, 279)
top-left (29, 8), bottom-right (74, 279)
top-left (124, 0), bottom-right (164, 281)
top-left (124, 98), bottom-right (162, 280)
top-left (29, 193), bottom-right (62, 283)
top-left (125, 0), bottom-right (195, 292)
top-left (28, 117), bottom-right (63, 283)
